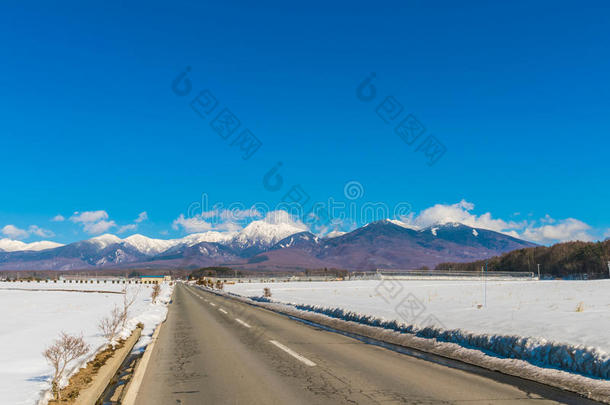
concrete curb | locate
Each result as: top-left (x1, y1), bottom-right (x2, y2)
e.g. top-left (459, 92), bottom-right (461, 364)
top-left (60, 327), bottom-right (142, 405)
top-left (121, 313), bottom-right (166, 404)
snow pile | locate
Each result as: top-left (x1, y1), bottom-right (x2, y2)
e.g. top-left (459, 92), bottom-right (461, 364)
top-left (0, 281), bottom-right (173, 405)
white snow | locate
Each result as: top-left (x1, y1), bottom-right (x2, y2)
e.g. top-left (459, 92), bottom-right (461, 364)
top-left (226, 279), bottom-right (610, 376)
top-left (178, 231), bottom-right (236, 246)
top-left (472, 229), bottom-right (479, 236)
top-left (0, 239), bottom-right (64, 252)
top-left (232, 220), bottom-right (306, 248)
top-left (387, 219), bottom-right (417, 229)
top-left (430, 227), bottom-right (438, 236)
top-left (325, 230), bottom-right (346, 238)
top-left (0, 281), bottom-right (173, 405)
top-left (123, 234), bottom-right (177, 255)
top-left (122, 232), bottom-right (237, 255)
top-left (87, 234), bottom-right (123, 249)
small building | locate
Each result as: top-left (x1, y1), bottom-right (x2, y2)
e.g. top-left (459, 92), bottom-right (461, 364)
top-left (139, 275), bottom-right (170, 284)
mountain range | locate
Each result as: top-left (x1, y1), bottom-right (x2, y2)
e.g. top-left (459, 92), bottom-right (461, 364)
top-left (0, 220), bottom-right (536, 271)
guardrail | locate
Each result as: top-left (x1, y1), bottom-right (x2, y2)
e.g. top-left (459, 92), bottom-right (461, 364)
top-left (377, 269), bottom-right (536, 280)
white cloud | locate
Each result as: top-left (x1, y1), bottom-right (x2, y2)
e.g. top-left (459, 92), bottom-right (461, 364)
top-left (71, 210), bottom-right (109, 224)
top-left (28, 225), bottom-right (54, 238)
top-left (262, 210), bottom-right (306, 228)
top-left (70, 210), bottom-right (116, 235)
top-left (135, 211), bottom-right (148, 223)
top-left (172, 214), bottom-right (214, 233)
top-left (172, 208), bottom-right (263, 234)
top-left (1, 225), bottom-right (29, 240)
top-left (116, 212), bottom-right (149, 234)
top-left (395, 200), bottom-right (520, 233)
top-left (393, 200), bottom-right (596, 245)
top-left (118, 224), bottom-right (138, 234)
top-left (521, 218), bottom-right (594, 244)
top-left (83, 220), bottom-right (116, 234)
top-left (1, 224), bottom-right (54, 240)
top-left (199, 208), bottom-right (261, 221)
top-left (51, 214), bottom-right (65, 222)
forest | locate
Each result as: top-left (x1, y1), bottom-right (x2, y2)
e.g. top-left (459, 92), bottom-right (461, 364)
top-left (436, 240), bottom-right (610, 279)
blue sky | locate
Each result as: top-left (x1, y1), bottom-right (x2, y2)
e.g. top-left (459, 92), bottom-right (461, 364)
top-left (1, 0), bottom-right (609, 245)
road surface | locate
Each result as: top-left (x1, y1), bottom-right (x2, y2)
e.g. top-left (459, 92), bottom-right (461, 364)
top-left (134, 284), bottom-right (597, 405)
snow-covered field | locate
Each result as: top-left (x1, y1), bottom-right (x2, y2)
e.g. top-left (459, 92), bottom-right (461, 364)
top-left (0, 281), bottom-right (173, 405)
top-left (226, 279), bottom-right (610, 362)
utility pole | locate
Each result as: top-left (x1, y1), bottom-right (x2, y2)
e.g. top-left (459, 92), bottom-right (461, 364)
top-left (537, 264), bottom-right (541, 280)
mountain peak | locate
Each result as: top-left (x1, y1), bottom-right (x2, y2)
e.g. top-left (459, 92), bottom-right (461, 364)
top-left (123, 234), bottom-right (175, 255)
top-left (0, 238), bottom-right (64, 252)
top-left (88, 234), bottom-right (122, 248)
top-left (234, 220), bottom-right (306, 247)
top-left (179, 231), bottom-right (236, 246)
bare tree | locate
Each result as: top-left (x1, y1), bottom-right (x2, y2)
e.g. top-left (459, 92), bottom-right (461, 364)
top-left (98, 305), bottom-right (123, 344)
top-left (43, 332), bottom-right (89, 400)
top-left (151, 284), bottom-right (161, 303)
top-left (120, 285), bottom-right (140, 328)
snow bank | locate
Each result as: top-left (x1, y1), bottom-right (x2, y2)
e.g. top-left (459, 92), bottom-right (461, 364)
top-left (0, 281), bottom-right (173, 405)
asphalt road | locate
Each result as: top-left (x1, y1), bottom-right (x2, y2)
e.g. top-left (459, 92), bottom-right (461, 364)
top-left (134, 284), bottom-right (597, 405)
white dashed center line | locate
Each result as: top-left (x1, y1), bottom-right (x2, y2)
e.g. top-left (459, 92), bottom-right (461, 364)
top-left (235, 318), bottom-right (251, 328)
top-left (219, 308), bottom-right (228, 314)
top-left (210, 302), bottom-right (216, 307)
top-left (269, 340), bottom-right (316, 366)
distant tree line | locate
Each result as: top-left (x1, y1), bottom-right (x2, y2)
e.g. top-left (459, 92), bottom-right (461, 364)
top-left (436, 240), bottom-right (610, 279)
top-left (303, 268), bottom-right (349, 278)
top-left (189, 267), bottom-right (241, 279)
top-left (188, 266), bottom-right (350, 279)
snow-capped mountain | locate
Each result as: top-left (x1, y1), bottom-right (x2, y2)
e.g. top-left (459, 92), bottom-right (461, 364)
top-left (123, 234), bottom-right (178, 255)
top-left (87, 234), bottom-right (123, 249)
top-left (85, 232), bottom-right (239, 257)
top-left (0, 239), bottom-right (64, 252)
top-left (178, 231), bottom-right (237, 246)
top-left (270, 232), bottom-right (320, 251)
top-left (0, 221), bottom-right (536, 271)
top-left (229, 219), bottom-right (308, 254)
